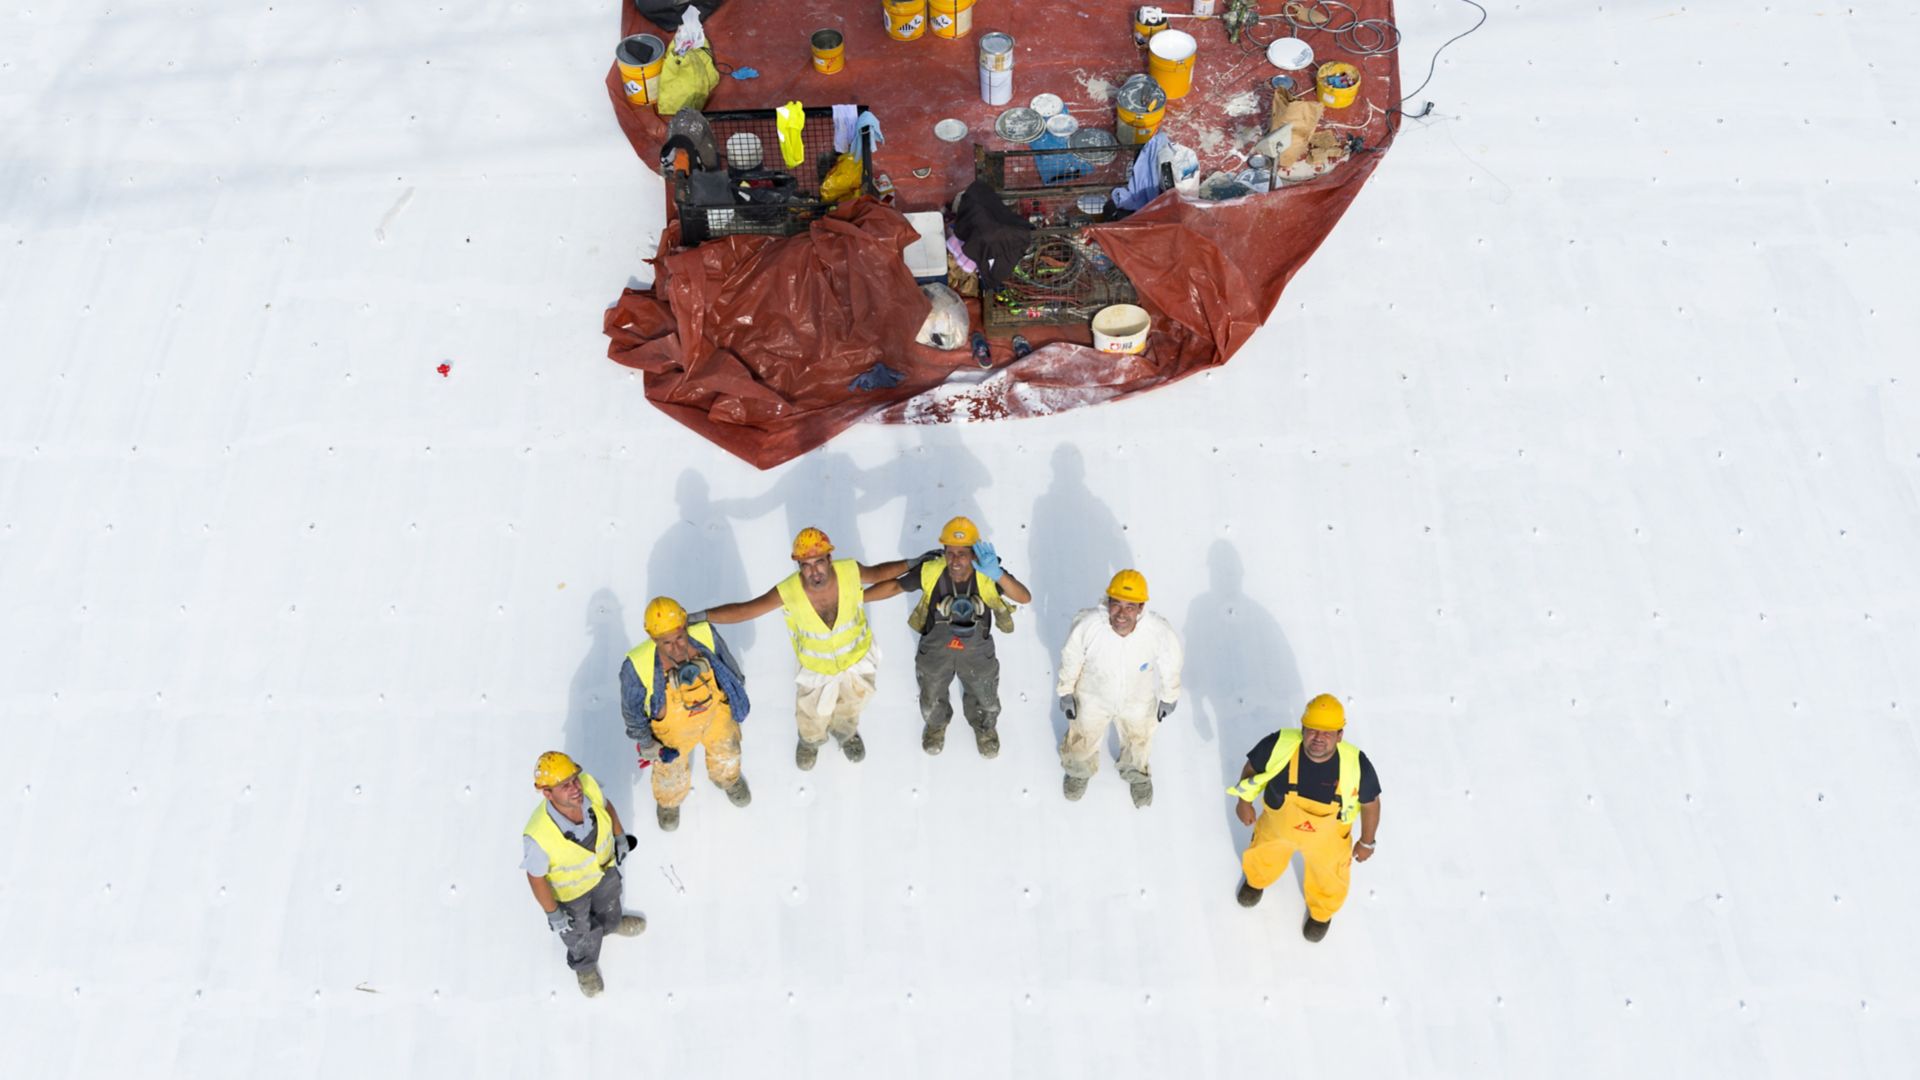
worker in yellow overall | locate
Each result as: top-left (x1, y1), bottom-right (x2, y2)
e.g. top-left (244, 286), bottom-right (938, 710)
top-left (699, 527), bottom-right (910, 770)
top-left (520, 751), bottom-right (646, 997)
top-left (1228, 694), bottom-right (1382, 941)
top-left (619, 597), bottom-right (753, 832)
top-left (864, 516), bottom-right (1033, 758)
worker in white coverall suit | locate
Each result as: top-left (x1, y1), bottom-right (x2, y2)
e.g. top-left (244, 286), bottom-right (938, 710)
top-left (1055, 569), bottom-right (1184, 807)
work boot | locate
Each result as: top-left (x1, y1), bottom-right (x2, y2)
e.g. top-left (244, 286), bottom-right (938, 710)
top-left (656, 804), bottom-right (680, 832)
top-left (841, 733), bottom-right (866, 763)
top-left (577, 967), bottom-right (604, 997)
top-left (1303, 916), bottom-right (1331, 943)
top-left (725, 777), bottom-right (752, 807)
top-left (1236, 879), bottom-right (1263, 908)
top-left (974, 726), bottom-right (1000, 759)
top-left (1011, 333), bottom-right (1033, 360)
top-left (796, 739), bottom-right (819, 771)
top-left (970, 330), bottom-right (992, 368)
top-left (615, 914), bottom-right (647, 937)
top-left (922, 724), bottom-right (946, 755)
top-left (1129, 778), bottom-right (1154, 808)
top-left (1063, 774), bottom-right (1088, 801)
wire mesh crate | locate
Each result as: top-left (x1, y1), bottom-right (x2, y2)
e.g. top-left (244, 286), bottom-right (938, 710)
top-left (670, 106), bottom-right (870, 246)
top-left (974, 138), bottom-right (1142, 228)
top-left (980, 229), bottom-right (1138, 336)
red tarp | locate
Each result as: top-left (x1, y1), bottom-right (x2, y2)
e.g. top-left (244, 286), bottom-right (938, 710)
top-left (604, 0), bottom-right (1397, 467)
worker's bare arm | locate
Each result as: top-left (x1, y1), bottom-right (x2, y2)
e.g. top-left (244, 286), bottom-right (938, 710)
top-left (863, 579), bottom-right (908, 603)
top-left (996, 570), bottom-right (1034, 605)
top-left (704, 586), bottom-right (783, 623)
top-left (528, 873), bottom-right (558, 913)
top-left (859, 559), bottom-right (910, 584)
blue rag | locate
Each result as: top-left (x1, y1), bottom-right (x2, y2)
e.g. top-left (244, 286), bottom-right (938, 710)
top-left (855, 110), bottom-right (885, 160)
top-left (1111, 132), bottom-right (1170, 211)
top-left (848, 361), bottom-right (906, 392)
top-left (730, 66), bottom-right (760, 80)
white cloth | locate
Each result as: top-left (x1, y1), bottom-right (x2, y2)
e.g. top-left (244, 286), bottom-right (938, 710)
top-left (1053, 608), bottom-right (1183, 712)
top-left (794, 645), bottom-right (880, 745)
top-left (1060, 699), bottom-right (1156, 782)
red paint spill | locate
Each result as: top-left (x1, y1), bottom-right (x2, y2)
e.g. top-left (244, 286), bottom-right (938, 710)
top-left (436, 363), bottom-right (451, 377)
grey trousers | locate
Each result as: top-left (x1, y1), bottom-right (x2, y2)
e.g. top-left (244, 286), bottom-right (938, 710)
top-left (915, 633), bottom-right (1000, 734)
top-left (558, 867), bottom-right (624, 972)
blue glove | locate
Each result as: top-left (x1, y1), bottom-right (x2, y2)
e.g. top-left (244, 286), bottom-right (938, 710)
top-left (1060, 696), bottom-right (1076, 721)
top-left (730, 66), bottom-right (760, 80)
top-left (659, 747), bottom-right (681, 764)
top-left (1157, 701), bottom-right (1176, 722)
top-left (546, 907), bottom-right (573, 934)
top-left (973, 541), bottom-right (1003, 582)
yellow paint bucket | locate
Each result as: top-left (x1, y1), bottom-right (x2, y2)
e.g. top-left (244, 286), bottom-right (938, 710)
top-left (1114, 75), bottom-right (1168, 145)
top-left (1132, 7), bottom-right (1167, 47)
top-left (1147, 29), bottom-right (1196, 100)
top-left (883, 0), bottom-right (927, 41)
top-left (615, 34), bottom-right (666, 107)
top-left (812, 28), bottom-right (846, 74)
top-left (929, 0), bottom-right (974, 38)
top-left (1316, 61), bottom-right (1361, 109)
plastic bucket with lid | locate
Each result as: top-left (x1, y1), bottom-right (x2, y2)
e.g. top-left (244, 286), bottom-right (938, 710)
top-left (1147, 29), bottom-right (1196, 100)
top-left (929, 0), bottom-right (974, 38)
top-left (882, 0), bottom-right (926, 41)
top-left (615, 34), bottom-right (666, 107)
top-left (1316, 61), bottom-right (1361, 108)
top-left (1092, 305), bottom-right (1152, 354)
top-left (1114, 75), bottom-right (1168, 145)
top-left (811, 29), bottom-right (846, 74)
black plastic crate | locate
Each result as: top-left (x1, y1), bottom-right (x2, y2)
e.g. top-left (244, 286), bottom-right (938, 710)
top-left (670, 105), bottom-right (871, 246)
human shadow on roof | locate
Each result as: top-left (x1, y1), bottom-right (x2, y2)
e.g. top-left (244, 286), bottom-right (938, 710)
top-left (648, 469), bottom-right (756, 656)
top-left (1183, 539), bottom-right (1304, 860)
top-left (857, 427), bottom-right (992, 558)
top-left (1030, 443), bottom-right (1134, 743)
top-left (565, 588), bottom-right (639, 798)
top-left (712, 449), bottom-right (870, 556)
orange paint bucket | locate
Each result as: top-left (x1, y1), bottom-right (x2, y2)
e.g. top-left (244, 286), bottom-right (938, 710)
top-left (883, 0), bottom-right (927, 41)
top-left (1146, 28), bottom-right (1196, 100)
top-left (615, 34), bottom-right (665, 107)
top-left (811, 28), bottom-right (846, 74)
top-left (929, 0), bottom-right (974, 38)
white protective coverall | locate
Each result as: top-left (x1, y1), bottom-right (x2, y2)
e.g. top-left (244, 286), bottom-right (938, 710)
top-left (1054, 607), bottom-right (1184, 783)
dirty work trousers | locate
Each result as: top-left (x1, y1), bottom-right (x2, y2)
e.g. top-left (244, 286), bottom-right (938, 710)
top-left (1241, 793), bottom-right (1353, 921)
top-left (915, 633), bottom-right (999, 735)
top-left (1059, 698), bottom-right (1156, 783)
top-left (795, 650), bottom-right (880, 748)
top-left (650, 713), bottom-right (742, 809)
top-left (558, 867), bottom-right (625, 972)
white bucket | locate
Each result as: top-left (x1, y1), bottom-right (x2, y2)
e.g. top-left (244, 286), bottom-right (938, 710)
top-left (1091, 304), bottom-right (1151, 354)
top-left (979, 66), bottom-right (1012, 105)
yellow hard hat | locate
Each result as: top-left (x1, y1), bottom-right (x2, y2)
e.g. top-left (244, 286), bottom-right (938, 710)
top-left (939, 516), bottom-right (980, 546)
top-left (791, 527), bottom-right (834, 561)
top-left (1301, 694), bottom-right (1346, 732)
top-left (1106, 569), bottom-right (1149, 603)
top-left (533, 751), bottom-right (580, 788)
top-left (644, 596), bottom-right (688, 638)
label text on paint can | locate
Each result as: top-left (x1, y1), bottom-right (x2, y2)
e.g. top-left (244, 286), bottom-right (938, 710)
top-left (1193, 0), bottom-right (1217, 14)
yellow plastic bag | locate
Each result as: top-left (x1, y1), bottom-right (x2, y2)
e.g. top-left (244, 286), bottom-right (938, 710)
top-left (818, 153), bottom-right (863, 203)
top-left (775, 100), bottom-right (806, 168)
top-left (656, 47), bottom-right (720, 117)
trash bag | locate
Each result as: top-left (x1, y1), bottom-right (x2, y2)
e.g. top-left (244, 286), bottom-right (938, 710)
top-left (818, 153), bottom-right (864, 204)
top-left (914, 284), bottom-right (969, 351)
top-left (630, 0), bottom-right (725, 34)
top-left (656, 48), bottom-right (720, 117)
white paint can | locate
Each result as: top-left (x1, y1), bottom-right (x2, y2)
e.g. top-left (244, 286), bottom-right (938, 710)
top-left (1091, 304), bottom-right (1152, 354)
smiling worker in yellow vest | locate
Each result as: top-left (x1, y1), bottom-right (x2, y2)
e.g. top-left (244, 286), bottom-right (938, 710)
top-left (521, 751), bottom-right (646, 997)
top-left (864, 516), bottom-right (1033, 758)
top-left (698, 528), bottom-right (910, 770)
top-left (619, 597), bottom-right (753, 832)
top-left (1228, 694), bottom-right (1382, 942)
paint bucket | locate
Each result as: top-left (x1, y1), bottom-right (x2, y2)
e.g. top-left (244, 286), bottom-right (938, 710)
top-left (1147, 29), bottom-right (1196, 100)
top-left (978, 31), bottom-right (1015, 72)
top-left (929, 0), bottom-right (974, 39)
top-left (882, 0), bottom-right (926, 42)
top-left (1092, 304), bottom-right (1151, 354)
top-left (979, 65), bottom-right (1013, 105)
top-left (1132, 6), bottom-right (1167, 47)
top-left (1267, 36), bottom-right (1312, 70)
top-left (1316, 61), bottom-right (1361, 108)
top-left (811, 29), bottom-right (846, 73)
top-left (615, 34), bottom-right (666, 107)
top-left (1114, 75), bottom-right (1167, 145)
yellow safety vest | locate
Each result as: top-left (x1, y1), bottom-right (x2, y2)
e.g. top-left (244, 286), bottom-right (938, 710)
top-left (906, 558), bottom-right (1015, 634)
top-left (1226, 730), bottom-right (1363, 824)
top-left (523, 771), bottom-right (616, 903)
top-left (776, 559), bottom-right (872, 675)
top-left (626, 621), bottom-right (719, 701)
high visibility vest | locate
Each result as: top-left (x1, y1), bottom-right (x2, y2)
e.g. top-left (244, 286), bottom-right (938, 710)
top-left (907, 558), bottom-right (1015, 634)
top-left (523, 771), bottom-right (615, 903)
top-left (1226, 730), bottom-right (1363, 824)
top-left (776, 559), bottom-right (872, 675)
top-left (626, 621), bottom-right (720, 702)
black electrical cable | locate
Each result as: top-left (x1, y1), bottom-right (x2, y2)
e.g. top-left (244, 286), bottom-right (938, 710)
top-left (1396, 0), bottom-right (1487, 111)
